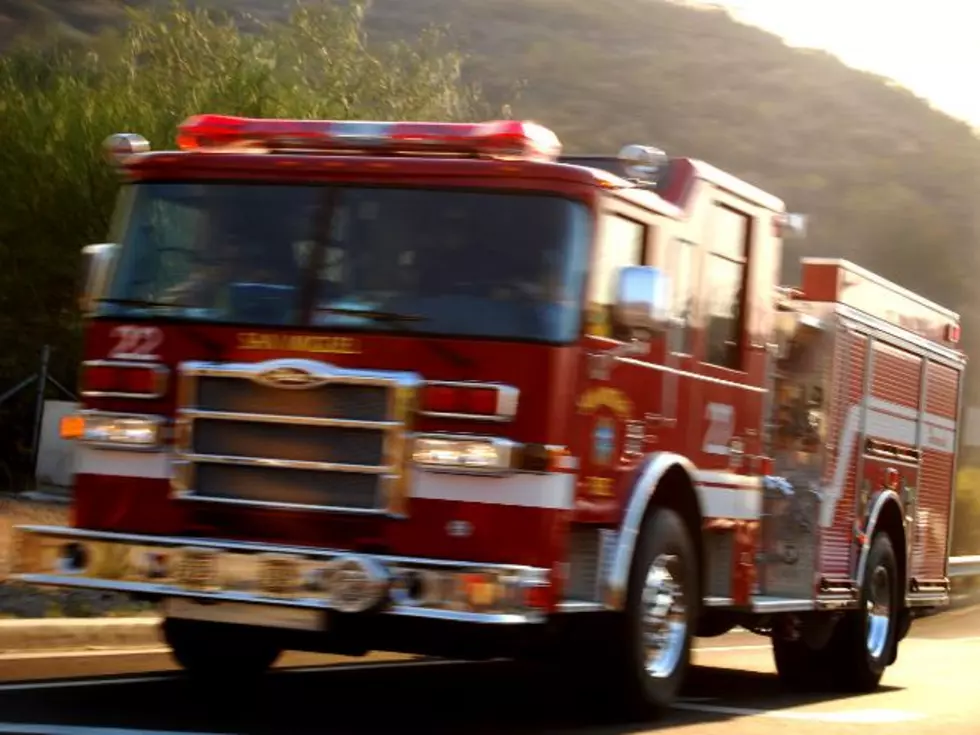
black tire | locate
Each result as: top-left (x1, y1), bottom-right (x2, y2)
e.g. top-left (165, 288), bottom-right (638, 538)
top-left (826, 532), bottom-right (900, 692)
top-left (610, 506), bottom-right (699, 717)
top-left (162, 617), bottom-right (282, 681)
top-left (772, 635), bottom-right (832, 692)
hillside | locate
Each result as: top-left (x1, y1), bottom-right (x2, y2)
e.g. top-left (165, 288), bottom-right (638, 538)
top-left (4, 0), bottom-right (980, 549)
top-left (3, 0), bottom-right (980, 363)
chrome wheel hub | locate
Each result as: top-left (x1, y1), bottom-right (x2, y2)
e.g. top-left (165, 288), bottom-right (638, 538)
top-left (641, 553), bottom-right (687, 678)
top-left (865, 564), bottom-right (892, 659)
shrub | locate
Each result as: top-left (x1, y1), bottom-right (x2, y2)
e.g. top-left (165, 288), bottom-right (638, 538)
top-left (0, 0), bottom-right (490, 474)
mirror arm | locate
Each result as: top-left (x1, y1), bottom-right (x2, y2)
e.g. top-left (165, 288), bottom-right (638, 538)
top-left (587, 338), bottom-right (648, 380)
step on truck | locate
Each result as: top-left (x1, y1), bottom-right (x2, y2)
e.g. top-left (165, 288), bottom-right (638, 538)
top-left (10, 115), bottom-right (966, 714)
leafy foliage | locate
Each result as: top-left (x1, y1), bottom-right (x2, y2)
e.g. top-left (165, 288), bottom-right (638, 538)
top-left (0, 0), bottom-right (488, 472)
top-left (3, 0), bottom-right (980, 555)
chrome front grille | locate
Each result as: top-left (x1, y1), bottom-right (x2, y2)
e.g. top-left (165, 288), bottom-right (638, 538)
top-left (172, 359), bottom-right (421, 515)
top-left (197, 377), bottom-right (389, 421)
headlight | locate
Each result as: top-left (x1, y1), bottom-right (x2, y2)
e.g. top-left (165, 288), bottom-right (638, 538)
top-left (61, 412), bottom-right (164, 450)
top-left (411, 436), bottom-right (517, 474)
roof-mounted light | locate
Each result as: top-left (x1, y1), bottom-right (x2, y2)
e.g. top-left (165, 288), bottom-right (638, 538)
top-left (775, 212), bottom-right (808, 239)
top-left (103, 133), bottom-right (151, 166)
top-left (175, 115), bottom-right (563, 162)
top-left (619, 144), bottom-right (668, 181)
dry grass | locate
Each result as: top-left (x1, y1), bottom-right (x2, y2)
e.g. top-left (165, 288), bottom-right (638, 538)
top-left (0, 494), bottom-right (151, 617)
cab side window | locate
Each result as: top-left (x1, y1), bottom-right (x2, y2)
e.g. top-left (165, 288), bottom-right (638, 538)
top-left (705, 204), bottom-right (751, 369)
top-left (669, 237), bottom-right (696, 354)
top-left (586, 213), bottom-right (646, 338)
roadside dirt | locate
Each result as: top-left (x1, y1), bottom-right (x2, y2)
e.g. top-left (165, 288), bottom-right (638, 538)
top-left (0, 494), bottom-right (151, 617)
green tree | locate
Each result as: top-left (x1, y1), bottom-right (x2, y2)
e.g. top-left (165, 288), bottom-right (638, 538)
top-left (0, 0), bottom-right (490, 475)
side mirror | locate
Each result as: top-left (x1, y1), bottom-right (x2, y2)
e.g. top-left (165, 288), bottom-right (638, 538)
top-left (78, 243), bottom-right (117, 314)
top-left (612, 265), bottom-right (672, 338)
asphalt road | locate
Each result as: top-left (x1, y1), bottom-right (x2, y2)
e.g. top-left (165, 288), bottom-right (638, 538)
top-left (0, 605), bottom-right (977, 735)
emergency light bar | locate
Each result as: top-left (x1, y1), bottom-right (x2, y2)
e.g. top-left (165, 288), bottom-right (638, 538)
top-left (175, 114), bottom-right (563, 162)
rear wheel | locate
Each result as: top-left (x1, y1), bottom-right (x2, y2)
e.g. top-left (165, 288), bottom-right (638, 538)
top-left (771, 532), bottom-right (900, 693)
top-left (828, 532), bottom-right (900, 692)
top-left (162, 617), bottom-right (282, 681)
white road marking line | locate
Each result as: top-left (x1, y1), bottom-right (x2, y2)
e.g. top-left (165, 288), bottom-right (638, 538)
top-left (0, 647), bottom-right (170, 662)
top-left (672, 703), bottom-right (925, 723)
top-left (0, 675), bottom-right (175, 693)
top-left (274, 658), bottom-right (460, 676)
top-left (903, 634), bottom-right (980, 644)
top-left (697, 635), bottom-right (980, 652)
top-left (0, 724), bottom-right (227, 735)
top-left (0, 657), bottom-right (450, 692)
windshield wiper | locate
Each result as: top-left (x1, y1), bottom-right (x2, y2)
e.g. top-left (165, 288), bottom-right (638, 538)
top-left (97, 298), bottom-right (186, 310)
top-left (315, 306), bottom-right (427, 323)
top-left (316, 306), bottom-right (474, 369)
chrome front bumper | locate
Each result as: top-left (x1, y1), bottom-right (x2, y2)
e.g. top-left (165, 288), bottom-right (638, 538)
top-left (10, 525), bottom-right (550, 626)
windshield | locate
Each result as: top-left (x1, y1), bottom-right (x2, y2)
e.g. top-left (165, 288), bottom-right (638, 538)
top-left (100, 182), bottom-right (592, 343)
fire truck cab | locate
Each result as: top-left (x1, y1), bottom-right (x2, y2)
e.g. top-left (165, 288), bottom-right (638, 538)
top-left (10, 116), bottom-right (965, 715)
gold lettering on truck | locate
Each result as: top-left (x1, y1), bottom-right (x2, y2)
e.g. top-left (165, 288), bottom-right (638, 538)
top-left (237, 332), bottom-right (362, 354)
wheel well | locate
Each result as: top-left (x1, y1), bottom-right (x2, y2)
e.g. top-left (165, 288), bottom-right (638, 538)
top-left (649, 464), bottom-right (704, 599)
top-left (872, 498), bottom-right (907, 600)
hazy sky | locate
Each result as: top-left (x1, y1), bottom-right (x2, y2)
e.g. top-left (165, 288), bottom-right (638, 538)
top-left (696, 0), bottom-right (979, 127)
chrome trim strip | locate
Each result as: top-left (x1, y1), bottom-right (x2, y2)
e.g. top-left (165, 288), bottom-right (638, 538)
top-left (13, 525), bottom-right (543, 571)
top-left (420, 411), bottom-right (512, 423)
top-left (906, 592), bottom-right (949, 608)
top-left (182, 452), bottom-right (391, 474)
top-left (174, 491), bottom-right (393, 516)
top-left (702, 595), bottom-right (858, 612)
top-left (14, 575), bottom-right (543, 625)
top-left (605, 452), bottom-right (699, 610)
top-left (945, 357), bottom-right (966, 575)
top-left (384, 606), bottom-right (537, 624)
top-left (860, 454), bottom-right (920, 470)
top-left (615, 354), bottom-right (768, 393)
top-left (855, 490), bottom-right (903, 590)
top-left (180, 409), bottom-right (398, 431)
top-left (854, 330), bottom-right (876, 571)
top-left (555, 601), bottom-right (605, 613)
top-left (81, 360), bottom-right (170, 400)
top-left (181, 359), bottom-right (416, 387)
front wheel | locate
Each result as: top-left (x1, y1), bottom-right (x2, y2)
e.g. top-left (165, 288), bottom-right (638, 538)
top-left (614, 506), bottom-right (699, 716)
top-left (162, 617), bottom-right (282, 681)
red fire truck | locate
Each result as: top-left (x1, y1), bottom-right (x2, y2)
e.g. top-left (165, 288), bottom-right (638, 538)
top-left (10, 115), bottom-right (965, 713)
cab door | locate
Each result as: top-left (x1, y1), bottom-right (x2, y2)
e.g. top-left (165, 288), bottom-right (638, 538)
top-left (688, 201), bottom-right (763, 476)
top-left (571, 206), bottom-right (682, 521)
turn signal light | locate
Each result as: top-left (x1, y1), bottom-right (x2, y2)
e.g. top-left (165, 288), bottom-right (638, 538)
top-left (59, 412), bottom-right (164, 449)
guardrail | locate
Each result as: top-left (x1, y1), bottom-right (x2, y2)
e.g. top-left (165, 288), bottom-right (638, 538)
top-left (949, 556), bottom-right (980, 577)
